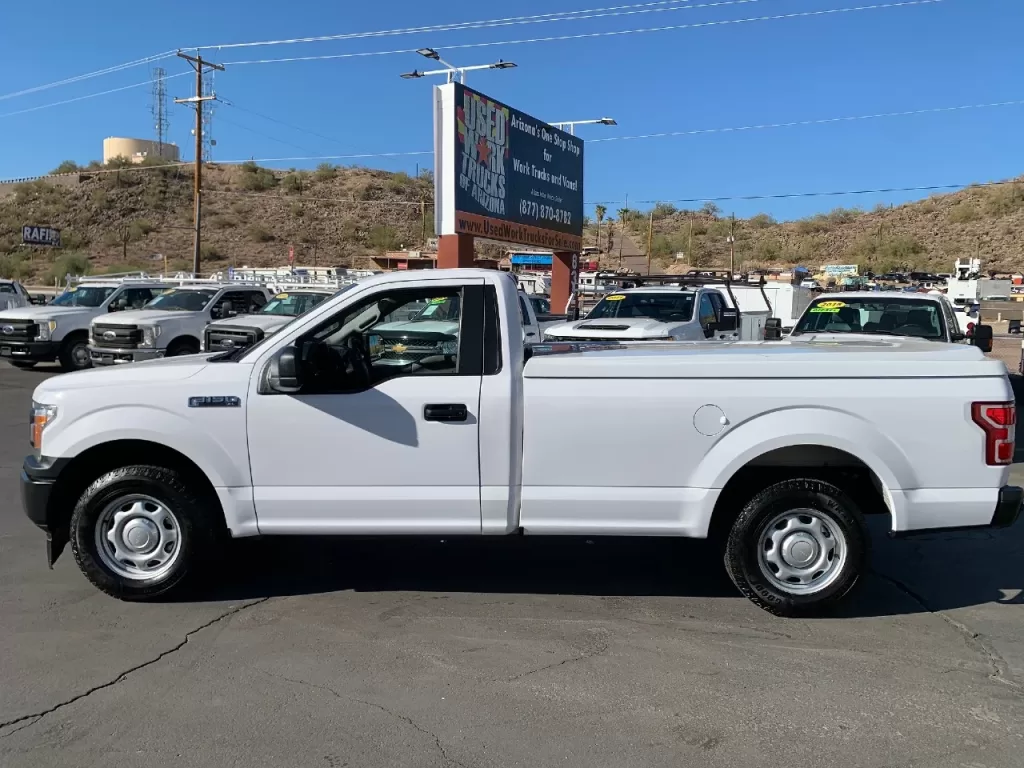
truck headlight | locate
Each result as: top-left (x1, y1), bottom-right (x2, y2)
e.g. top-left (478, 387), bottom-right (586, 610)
top-left (36, 320), bottom-right (56, 341)
top-left (30, 402), bottom-right (58, 451)
top-left (140, 326), bottom-right (161, 347)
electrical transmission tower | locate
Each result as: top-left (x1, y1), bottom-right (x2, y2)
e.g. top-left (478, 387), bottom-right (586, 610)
top-left (150, 67), bottom-right (169, 156)
top-left (201, 67), bottom-right (217, 162)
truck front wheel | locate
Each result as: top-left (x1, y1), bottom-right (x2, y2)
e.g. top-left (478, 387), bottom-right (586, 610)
top-left (69, 465), bottom-right (216, 600)
top-left (58, 334), bottom-right (91, 371)
top-left (724, 478), bottom-right (868, 617)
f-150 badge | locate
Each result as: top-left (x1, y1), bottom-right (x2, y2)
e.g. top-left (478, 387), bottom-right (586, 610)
top-left (188, 396), bottom-right (241, 408)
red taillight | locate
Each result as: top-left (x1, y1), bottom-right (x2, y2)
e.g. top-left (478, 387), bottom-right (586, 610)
top-left (966, 321), bottom-right (976, 337)
top-left (972, 402), bottom-right (1016, 465)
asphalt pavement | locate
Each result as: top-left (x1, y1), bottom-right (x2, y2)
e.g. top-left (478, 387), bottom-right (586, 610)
top-left (1, 361), bottom-right (1023, 768)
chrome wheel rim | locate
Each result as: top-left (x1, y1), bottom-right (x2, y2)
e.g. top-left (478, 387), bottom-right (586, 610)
top-left (94, 494), bottom-right (182, 581)
top-left (757, 508), bottom-right (847, 595)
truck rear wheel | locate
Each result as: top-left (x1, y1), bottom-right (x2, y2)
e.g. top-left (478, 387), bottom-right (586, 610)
top-left (723, 478), bottom-right (868, 617)
top-left (69, 465), bottom-right (216, 601)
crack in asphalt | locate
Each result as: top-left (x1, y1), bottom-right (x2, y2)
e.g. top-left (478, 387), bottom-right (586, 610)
top-left (0, 598), bottom-right (270, 739)
top-left (265, 672), bottom-right (467, 768)
top-left (873, 570), bottom-right (1022, 693)
top-left (506, 638), bottom-right (610, 682)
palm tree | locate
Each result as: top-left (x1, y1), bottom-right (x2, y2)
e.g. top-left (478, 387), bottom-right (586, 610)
top-left (594, 205), bottom-right (606, 249)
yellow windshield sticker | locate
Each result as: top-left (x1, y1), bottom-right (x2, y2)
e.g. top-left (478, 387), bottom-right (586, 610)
top-left (606, 295), bottom-right (626, 301)
top-left (817, 301), bottom-right (846, 309)
top-left (430, 297), bottom-right (447, 304)
top-left (275, 293), bottom-right (289, 299)
top-left (809, 307), bottom-right (840, 313)
top-left (67, 286), bottom-right (77, 292)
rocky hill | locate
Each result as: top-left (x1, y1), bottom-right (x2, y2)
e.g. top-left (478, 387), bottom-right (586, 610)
top-left (0, 162), bottom-right (436, 282)
top-left (1, 160), bottom-right (1023, 282)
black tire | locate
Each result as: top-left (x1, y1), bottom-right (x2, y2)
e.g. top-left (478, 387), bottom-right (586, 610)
top-left (58, 334), bottom-right (91, 371)
top-left (723, 478), bottom-right (868, 617)
top-left (166, 338), bottom-right (200, 357)
top-left (70, 465), bottom-right (217, 600)
top-left (9, 360), bottom-right (37, 369)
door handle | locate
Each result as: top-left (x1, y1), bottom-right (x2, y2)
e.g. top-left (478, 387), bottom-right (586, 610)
top-left (424, 403), bottom-right (468, 422)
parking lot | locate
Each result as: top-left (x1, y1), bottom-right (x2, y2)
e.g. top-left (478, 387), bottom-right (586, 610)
top-left (1, 361), bottom-right (1023, 768)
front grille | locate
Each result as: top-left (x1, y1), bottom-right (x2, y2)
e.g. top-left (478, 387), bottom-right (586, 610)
top-left (378, 342), bottom-right (439, 362)
top-left (205, 326), bottom-right (263, 353)
top-left (92, 324), bottom-right (141, 349)
top-left (0, 320), bottom-right (38, 342)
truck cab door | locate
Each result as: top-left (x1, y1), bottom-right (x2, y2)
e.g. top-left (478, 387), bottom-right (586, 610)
top-left (245, 278), bottom-right (486, 534)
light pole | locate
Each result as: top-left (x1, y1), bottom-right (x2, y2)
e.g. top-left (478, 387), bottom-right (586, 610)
top-left (549, 117), bottom-right (617, 136)
top-left (400, 48), bottom-right (517, 84)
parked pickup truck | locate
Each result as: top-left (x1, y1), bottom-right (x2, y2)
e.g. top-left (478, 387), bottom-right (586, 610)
top-left (0, 279), bottom-right (32, 312)
top-left (201, 286), bottom-right (337, 356)
top-left (0, 277), bottom-right (171, 371)
top-left (789, 291), bottom-right (993, 349)
top-left (89, 283), bottom-right (273, 365)
top-left (19, 269), bottom-right (1021, 616)
top-left (544, 276), bottom-right (771, 343)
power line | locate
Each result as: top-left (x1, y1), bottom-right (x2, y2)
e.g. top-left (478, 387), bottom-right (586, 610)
top-left (226, 0), bottom-right (944, 65)
top-left (204, 0), bottom-right (746, 50)
top-left (219, 99), bottom-right (356, 149)
top-left (586, 179), bottom-right (1020, 205)
top-left (203, 189), bottom-right (428, 206)
top-left (0, 72), bottom-right (191, 119)
top-left (589, 98), bottom-right (1024, 142)
top-left (216, 109), bottom-right (321, 154)
top-left (0, 51), bottom-right (178, 103)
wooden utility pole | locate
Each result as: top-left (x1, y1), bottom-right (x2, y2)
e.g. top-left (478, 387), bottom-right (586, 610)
top-left (421, 199), bottom-right (428, 246)
top-left (645, 209), bottom-right (655, 274)
top-left (728, 213), bottom-right (736, 276)
top-left (174, 51), bottom-right (224, 275)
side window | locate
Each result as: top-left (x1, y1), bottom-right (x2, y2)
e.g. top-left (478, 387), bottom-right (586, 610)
top-left (698, 293), bottom-right (716, 327)
top-left (297, 286), bottom-right (473, 394)
top-left (939, 299), bottom-right (959, 339)
top-left (121, 288), bottom-right (155, 309)
top-left (247, 291), bottom-right (268, 311)
top-left (707, 292), bottom-right (725, 321)
top-left (220, 291), bottom-right (262, 314)
top-left (518, 295), bottom-right (531, 326)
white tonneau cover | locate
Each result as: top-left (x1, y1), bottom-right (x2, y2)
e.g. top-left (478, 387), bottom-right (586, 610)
top-left (524, 338), bottom-right (1003, 379)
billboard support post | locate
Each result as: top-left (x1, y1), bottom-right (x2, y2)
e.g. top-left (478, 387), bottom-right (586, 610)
top-left (437, 233), bottom-right (476, 269)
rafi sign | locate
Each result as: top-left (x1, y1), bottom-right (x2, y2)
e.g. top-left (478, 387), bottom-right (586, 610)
top-left (434, 82), bottom-right (584, 252)
top-left (22, 225), bottom-right (61, 247)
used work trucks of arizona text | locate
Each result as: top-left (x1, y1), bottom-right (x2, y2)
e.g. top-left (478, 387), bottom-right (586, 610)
top-left (19, 269), bottom-right (1021, 615)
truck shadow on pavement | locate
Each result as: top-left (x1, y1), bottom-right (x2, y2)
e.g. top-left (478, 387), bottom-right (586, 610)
top-left (195, 520), bottom-right (1023, 619)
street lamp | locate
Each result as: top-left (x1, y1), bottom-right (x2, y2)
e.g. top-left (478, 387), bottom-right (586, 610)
top-left (549, 117), bottom-right (617, 136)
top-left (399, 48), bottom-right (517, 84)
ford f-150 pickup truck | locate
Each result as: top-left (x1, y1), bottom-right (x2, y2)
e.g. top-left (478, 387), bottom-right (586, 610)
top-left (19, 269), bottom-right (1021, 616)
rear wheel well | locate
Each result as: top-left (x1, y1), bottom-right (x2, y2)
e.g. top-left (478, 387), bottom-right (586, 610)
top-left (708, 445), bottom-right (889, 541)
top-left (167, 335), bottom-right (200, 352)
top-left (49, 440), bottom-right (225, 534)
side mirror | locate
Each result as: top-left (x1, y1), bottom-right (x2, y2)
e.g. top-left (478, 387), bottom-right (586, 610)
top-left (764, 317), bottom-right (783, 341)
top-left (971, 324), bottom-right (993, 353)
top-left (717, 309), bottom-right (739, 333)
top-left (31, 294), bottom-right (47, 305)
top-left (266, 345), bottom-right (304, 393)
top-left (220, 300), bottom-right (235, 318)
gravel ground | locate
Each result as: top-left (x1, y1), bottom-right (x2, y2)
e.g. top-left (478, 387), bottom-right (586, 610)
top-left (2, 361), bottom-right (1023, 768)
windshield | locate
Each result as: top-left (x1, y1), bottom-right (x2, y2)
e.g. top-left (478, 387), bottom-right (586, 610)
top-left (146, 289), bottom-right (217, 312)
top-left (50, 286), bottom-right (116, 307)
top-left (407, 296), bottom-right (461, 322)
top-left (793, 297), bottom-right (945, 339)
top-left (0, 283), bottom-right (16, 295)
top-left (586, 292), bottom-right (695, 321)
top-left (260, 292), bottom-right (331, 316)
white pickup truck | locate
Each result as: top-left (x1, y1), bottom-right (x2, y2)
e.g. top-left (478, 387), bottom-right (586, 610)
top-left (0, 278), bottom-right (171, 371)
top-left (201, 286), bottom-right (337, 356)
top-left (19, 269), bottom-right (1021, 616)
top-left (789, 291), bottom-right (993, 349)
top-left (0, 279), bottom-right (32, 312)
top-left (89, 283), bottom-right (272, 365)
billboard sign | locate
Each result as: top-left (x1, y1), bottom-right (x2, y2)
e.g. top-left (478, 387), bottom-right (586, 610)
top-left (434, 82), bottom-right (583, 252)
top-left (821, 264), bottom-right (858, 277)
top-left (22, 225), bottom-right (61, 247)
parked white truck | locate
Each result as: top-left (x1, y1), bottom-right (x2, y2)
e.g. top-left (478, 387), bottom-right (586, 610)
top-left (789, 291), bottom-right (993, 349)
top-left (201, 286), bottom-right (337, 356)
top-left (544, 276), bottom-right (772, 342)
top-left (89, 282), bottom-right (272, 366)
top-left (0, 279), bottom-right (32, 312)
top-left (19, 269), bottom-right (1021, 616)
top-left (0, 277), bottom-right (172, 371)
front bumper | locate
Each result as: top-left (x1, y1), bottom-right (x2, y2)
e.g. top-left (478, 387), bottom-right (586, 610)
top-left (0, 340), bottom-right (57, 362)
top-left (21, 455), bottom-right (71, 567)
top-left (88, 345), bottom-right (164, 366)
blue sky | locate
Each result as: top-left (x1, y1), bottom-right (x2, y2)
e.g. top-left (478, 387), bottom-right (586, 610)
top-left (0, 0), bottom-right (1020, 220)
